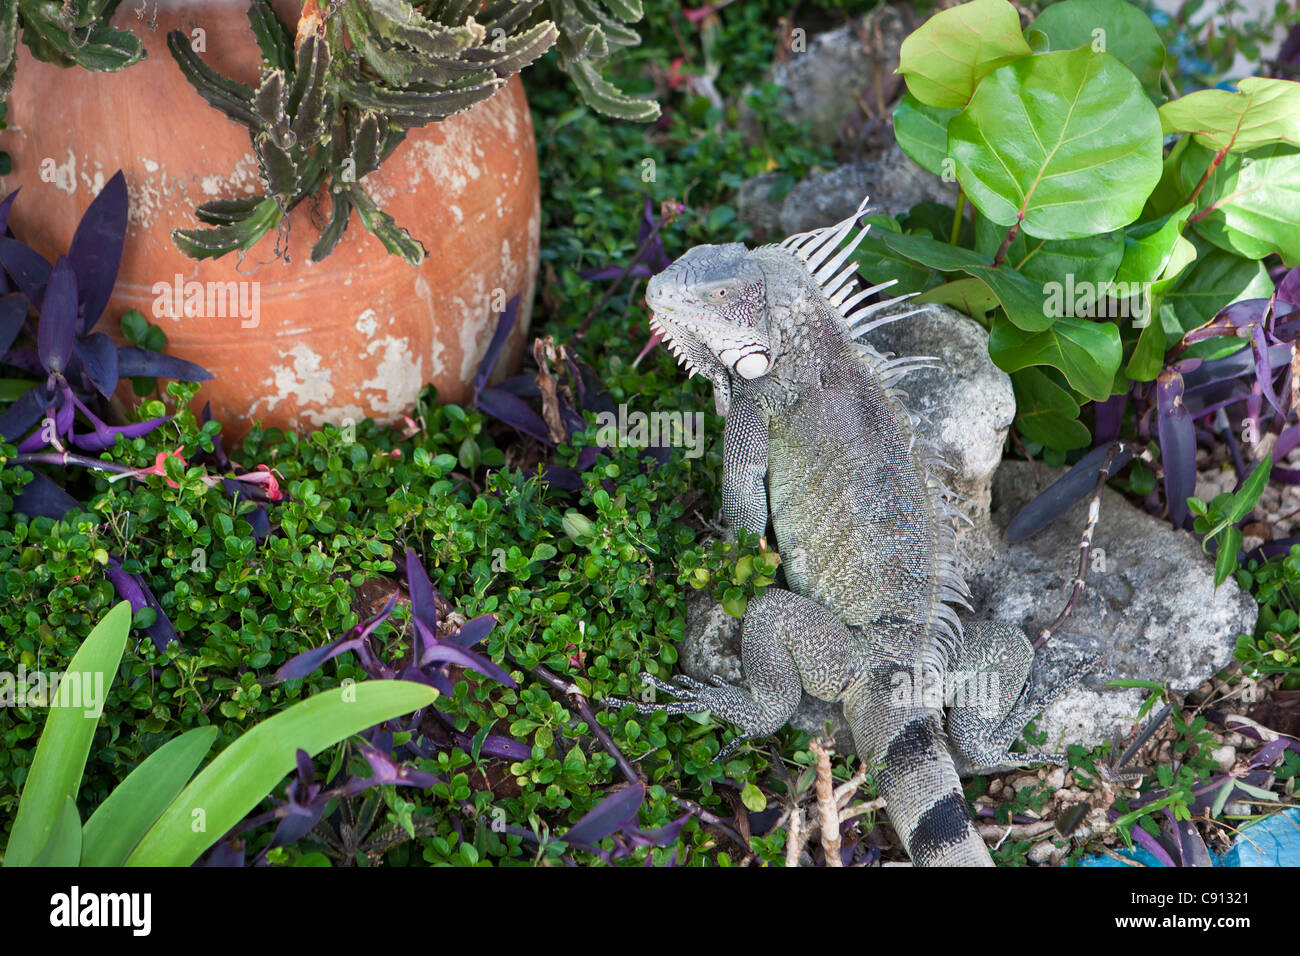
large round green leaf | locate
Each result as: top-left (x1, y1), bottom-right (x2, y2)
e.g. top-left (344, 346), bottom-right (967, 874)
top-left (949, 48), bottom-right (1163, 240)
top-left (898, 0), bottom-right (1031, 109)
top-left (893, 93), bottom-right (959, 178)
top-left (1183, 144), bottom-right (1300, 265)
top-left (1027, 0), bottom-right (1165, 95)
top-left (989, 312), bottom-right (1122, 401)
top-left (1158, 77), bottom-right (1300, 153)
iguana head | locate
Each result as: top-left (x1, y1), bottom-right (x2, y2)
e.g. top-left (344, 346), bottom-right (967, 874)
top-left (645, 242), bottom-right (778, 392)
top-left (646, 197), bottom-right (886, 413)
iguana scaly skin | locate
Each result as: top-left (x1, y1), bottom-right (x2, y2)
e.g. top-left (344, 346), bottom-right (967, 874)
top-left (619, 199), bottom-right (1083, 867)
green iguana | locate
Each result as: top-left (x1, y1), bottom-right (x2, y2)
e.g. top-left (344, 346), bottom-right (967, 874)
top-left (613, 198), bottom-right (1091, 867)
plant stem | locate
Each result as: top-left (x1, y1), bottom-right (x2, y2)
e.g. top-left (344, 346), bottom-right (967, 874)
top-left (7, 452), bottom-right (134, 474)
top-left (1186, 146), bottom-right (1229, 210)
top-left (991, 217), bottom-right (1022, 268)
top-left (949, 188), bottom-right (966, 246)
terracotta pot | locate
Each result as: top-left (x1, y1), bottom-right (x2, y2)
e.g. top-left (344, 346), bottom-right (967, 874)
top-left (0, 0), bottom-right (538, 441)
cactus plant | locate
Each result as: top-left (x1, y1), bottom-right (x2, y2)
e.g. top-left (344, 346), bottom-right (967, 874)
top-left (168, 0), bottom-right (657, 265)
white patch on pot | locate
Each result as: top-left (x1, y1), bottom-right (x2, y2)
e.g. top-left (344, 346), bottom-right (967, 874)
top-left (458, 279), bottom-right (492, 385)
top-left (254, 344), bottom-right (335, 414)
top-left (300, 404), bottom-right (367, 430)
top-left (143, 159), bottom-right (159, 173)
top-left (414, 275), bottom-right (445, 378)
top-left (404, 122), bottom-right (483, 196)
top-left (360, 337), bottom-right (423, 417)
top-left (355, 309), bottom-right (380, 338)
top-left (448, 204), bottom-right (464, 224)
top-left (80, 164), bottom-right (106, 198)
top-left (201, 175), bottom-right (224, 197)
top-left (52, 149), bottom-right (77, 195)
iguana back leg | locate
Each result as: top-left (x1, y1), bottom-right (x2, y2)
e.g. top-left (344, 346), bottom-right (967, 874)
top-left (946, 621), bottom-right (1095, 775)
top-left (614, 588), bottom-right (859, 763)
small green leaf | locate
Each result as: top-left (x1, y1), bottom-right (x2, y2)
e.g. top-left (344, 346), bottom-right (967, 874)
top-left (740, 782), bottom-right (767, 812)
top-left (1214, 526), bottom-right (1243, 588)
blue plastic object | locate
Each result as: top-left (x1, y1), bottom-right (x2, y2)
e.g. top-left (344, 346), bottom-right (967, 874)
top-left (1080, 809), bottom-right (1300, 867)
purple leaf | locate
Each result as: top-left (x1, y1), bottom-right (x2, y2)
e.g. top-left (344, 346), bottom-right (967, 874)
top-left (12, 466), bottom-right (80, 519)
top-left (419, 643), bottom-right (516, 688)
top-left (116, 346), bottom-right (212, 382)
top-left (1125, 818), bottom-right (1176, 867)
top-left (0, 292), bottom-right (27, 357)
top-left (70, 413), bottom-right (171, 452)
top-left (404, 547), bottom-right (439, 660)
top-left (0, 237), bottom-right (52, 303)
top-left (1172, 815), bottom-right (1213, 867)
top-left (0, 383), bottom-right (49, 441)
top-left (449, 613), bottom-right (496, 648)
top-left (37, 256), bottom-right (78, 374)
top-left (474, 734), bottom-right (532, 761)
top-left (275, 635), bottom-right (366, 681)
top-left (0, 188), bottom-right (18, 236)
top-left (1250, 320), bottom-right (1286, 415)
top-left (75, 331), bottom-right (120, 397)
top-left (531, 464), bottom-right (584, 491)
top-left (475, 386), bottom-right (553, 444)
top-left (1156, 370), bottom-right (1196, 529)
top-left (474, 294), bottom-right (520, 396)
top-left (67, 171), bottom-right (127, 332)
top-left (1005, 442), bottom-right (1134, 541)
top-left (1093, 391), bottom-right (1128, 447)
top-left (1278, 267), bottom-right (1300, 311)
top-left (564, 783), bottom-right (646, 846)
top-left (103, 559), bottom-right (181, 652)
top-left (357, 742), bottom-right (439, 788)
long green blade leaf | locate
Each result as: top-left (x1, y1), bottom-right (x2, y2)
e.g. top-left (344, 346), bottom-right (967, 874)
top-left (81, 727), bottom-right (219, 867)
top-left (125, 681), bottom-right (438, 866)
top-left (3, 601), bottom-right (131, 867)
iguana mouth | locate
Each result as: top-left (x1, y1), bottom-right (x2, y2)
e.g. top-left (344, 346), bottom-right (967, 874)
top-left (649, 310), bottom-right (770, 379)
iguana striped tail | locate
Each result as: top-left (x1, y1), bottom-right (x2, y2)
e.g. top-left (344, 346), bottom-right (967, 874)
top-left (844, 662), bottom-right (994, 867)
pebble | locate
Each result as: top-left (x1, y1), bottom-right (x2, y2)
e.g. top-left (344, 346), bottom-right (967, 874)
top-left (1209, 745), bottom-right (1237, 773)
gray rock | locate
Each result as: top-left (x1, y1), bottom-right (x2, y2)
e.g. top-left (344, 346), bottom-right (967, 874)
top-left (674, 305), bottom-right (1257, 759)
top-left (736, 147), bottom-right (957, 240)
top-left (976, 461), bottom-right (1257, 749)
top-left (782, 148), bottom-right (957, 233)
top-left (770, 5), bottom-right (909, 150)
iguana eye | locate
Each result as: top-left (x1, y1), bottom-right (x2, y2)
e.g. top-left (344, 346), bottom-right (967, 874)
top-left (710, 288), bottom-right (728, 300)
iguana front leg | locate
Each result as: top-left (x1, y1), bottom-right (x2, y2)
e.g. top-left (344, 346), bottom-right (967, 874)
top-left (721, 395), bottom-right (769, 540)
top-left (614, 588), bottom-right (855, 763)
